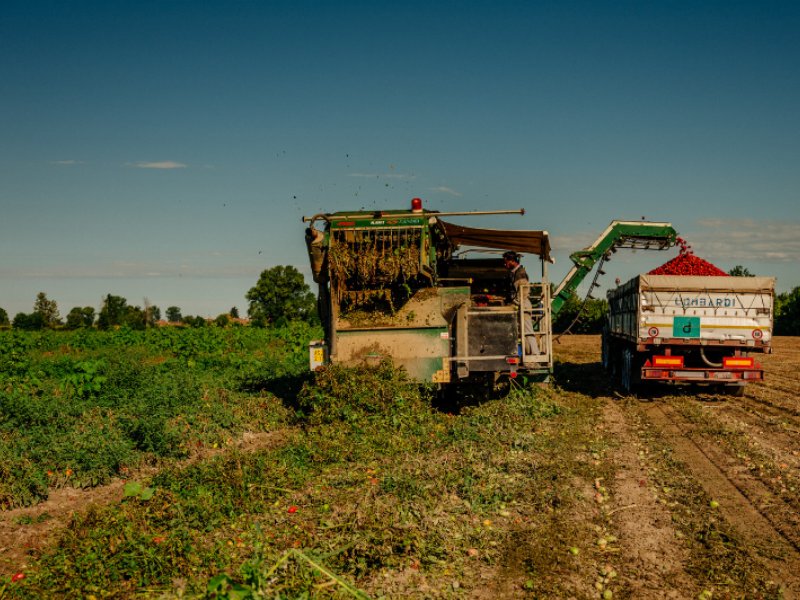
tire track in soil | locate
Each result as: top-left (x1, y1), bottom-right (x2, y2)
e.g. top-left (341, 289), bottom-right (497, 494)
top-left (715, 402), bottom-right (800, 471)
top-left (667, 400), bottom-right (800, 548)
top-left (602, 399), bottom-right (697, 598)
top-left (749, 390), bottom-right (800, 419)
top-left (737, 395), bottom-right (800, 433)
top-left (758, 373), bottom-right (800, 391)
top-left (641, 401), bottom-right (800, 597)
top-left (763, 372), bottom-right (800, 386)
top-left (761, 363), bottom-right (800, 375)
top-left (766, 383), bottom-right (800, 406)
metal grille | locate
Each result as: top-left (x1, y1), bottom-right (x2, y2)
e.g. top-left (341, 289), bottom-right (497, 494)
top-left (329, 228), bottom-right (423, 289)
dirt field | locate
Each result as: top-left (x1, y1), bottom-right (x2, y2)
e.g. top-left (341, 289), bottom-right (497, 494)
top-left (550, 335), bottom-right (800, 599)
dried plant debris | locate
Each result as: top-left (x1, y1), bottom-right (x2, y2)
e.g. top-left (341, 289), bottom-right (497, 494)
top-left (329, 229), bottom-right (422, 288)
top-left (330, 228), bottom-right (424, 317)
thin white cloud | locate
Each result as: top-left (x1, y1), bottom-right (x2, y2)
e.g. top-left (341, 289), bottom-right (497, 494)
top-left (429, 186), bottom-right (462, 197)
top-left (348, 172), bottom-right (415, 179)
top-left (0, 250), bottom-right (269, 279)
top-left (51, 160), bottom-right (85, 165)
top-left (549, 233), bottom-right (598, 254)
top-left (1, 263), bottom-right (258, 279)
top-left (687, 218), bottom-right (800, 263)
top-left (130, 161), bottom-right (187, 170)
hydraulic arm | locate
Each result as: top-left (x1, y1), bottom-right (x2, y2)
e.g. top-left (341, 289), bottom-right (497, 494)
top-left (551, 220), bottom-right (677, 316)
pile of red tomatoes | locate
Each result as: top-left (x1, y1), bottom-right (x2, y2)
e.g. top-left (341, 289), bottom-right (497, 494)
top-left (648, 237), bottom-right (728, 276)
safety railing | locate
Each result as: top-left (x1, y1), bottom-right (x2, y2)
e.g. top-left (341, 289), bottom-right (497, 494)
top-left (518, 282), bottom-right (553, 371)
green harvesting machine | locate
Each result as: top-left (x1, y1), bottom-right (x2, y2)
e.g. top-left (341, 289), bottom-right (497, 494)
top-left (304, 198), bottom-right (677, 390)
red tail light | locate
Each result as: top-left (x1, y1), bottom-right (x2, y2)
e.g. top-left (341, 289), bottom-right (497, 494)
top-left (652, 355), bottom-right (684, 368)
top-left (723, 356), bottom-right (754, 369)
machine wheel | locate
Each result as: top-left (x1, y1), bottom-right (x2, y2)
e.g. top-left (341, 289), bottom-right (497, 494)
top-left (609, 342), bottom-right (621, 383)
top-left (621, 347), bottom-right (638, 394)
top-left (724, 383), bottom-right (746, 397)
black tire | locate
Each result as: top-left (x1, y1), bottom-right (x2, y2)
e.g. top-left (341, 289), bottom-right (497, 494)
top-left (610, 342), bottom-right (621, 384)
top-left (621, 346), bottom-right (638, 394)
top-left (724, 383), bottom-right (746, 397)
top-left (601, 328), bottom-right (611, 372)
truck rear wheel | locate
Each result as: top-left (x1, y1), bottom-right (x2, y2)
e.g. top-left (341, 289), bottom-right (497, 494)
top-left (621, 347), bottom-right (639, 394)
top-left (608, 342), bottom-right (621, 384)
top-left (724, 383), bottom-right (746, 397)
top-left (601, 328), bottom-right (611, 372)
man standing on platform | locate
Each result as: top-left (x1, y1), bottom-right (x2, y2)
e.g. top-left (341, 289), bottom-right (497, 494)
top-left (503, 251), bottom-right (539, 359)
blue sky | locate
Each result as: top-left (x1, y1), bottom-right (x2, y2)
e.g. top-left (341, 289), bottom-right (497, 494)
top-left (2, 1), bottom-right (798, 318)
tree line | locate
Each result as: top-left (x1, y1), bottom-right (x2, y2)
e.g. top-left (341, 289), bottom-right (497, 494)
top-left (0, 291), bottom-right (241, 331)
top-left (2, 265), bottom-right (799, 335)
top-left (0, 266), bottom-right (318, 331)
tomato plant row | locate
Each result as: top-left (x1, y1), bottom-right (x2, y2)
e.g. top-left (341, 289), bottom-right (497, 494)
top-left (0, 322), bottom-right (320, 508)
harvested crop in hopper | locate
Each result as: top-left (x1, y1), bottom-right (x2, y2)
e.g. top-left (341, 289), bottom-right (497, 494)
top-left (328, 228), bottom-right (424, 315)
top-left (648, 237), bottom-right (728, 276)
top-left (329, 229), bottom-right (422, 287)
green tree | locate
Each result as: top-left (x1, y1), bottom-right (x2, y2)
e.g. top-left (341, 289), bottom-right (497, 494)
top-left (97, 294), bottom-right (129, 329)
top-left (65, 306), bottom-right (96, 329)
top-left (775, 286), bottom-right (800, 335)
top-left (728, 265), bottom-right (755, 277)
top-left (182, 315), bottom-right (207, 328)
top-left (553, 290), bottom-right (608, 334)
top-left (215, 313), bottom-right (230, 327)
top-left (33, 292), bottom-right (60, 327)
top-left (123, 306), bottom-right (147, 330)
top-left (246, 265), bottom-right (316, 326)
top-left (13, 312), bottom-right (45, 330)
top-left (65, 309), bottom-right (79, 329)
top-left (229, 306), bottom-right (239, 319)
top-left (166, 306), bottom-right (182, 323)
top-left (143, 301), bottom-right (161, 327)
top-left (0, 307), bottom-right (8, 327)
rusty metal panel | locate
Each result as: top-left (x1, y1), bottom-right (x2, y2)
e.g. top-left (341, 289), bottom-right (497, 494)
top-left (334, 328), bottom-right (450, 382)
